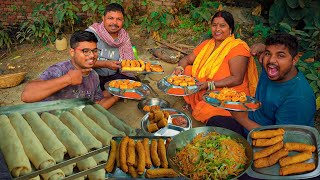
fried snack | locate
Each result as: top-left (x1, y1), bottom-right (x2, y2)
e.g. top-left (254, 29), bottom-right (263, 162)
top-left (116, 143), bottom-right (120, 167)
top-left (153, 110), bottom-right (164, 122)
top-left (148, 112), bottom-right (154, 120)
top-left (251, 128), bottom-right (285, 139)
top-left (119, 136), bottom-right (129, 173)
top-left (105, 140), bottom-right (117, 172)
top-left (253, 135), bottom-right (284, 147)
top-left (254, 148), bottom-right (289, 168)
top-left (151, 139), bottom-right (161, 167)
top-left (145, 168), bottom-right (178, 178)
top-left (158, 139), bottom-right (168, 168)
top-left (127, 138), bottom-right (136, 166)
top-left (146, 62), bottom-right (151, 72)
top-left (284, 142), bottom-right (316, 152)
top-left (147, 123), bottom-right (159, 133)
top-left (254, 141), bottom-right (283, 160)
top-left (143, 138), bottom-right (152, 169)
top-left (150, 64), bottom-right (163, 72)
top-left (135, 141), bottom-right (146, 175)
top-left (143, 105), bottom-right (151, 112)
top-left (157, 118), bottom-right (168, 129)
top-left (165, 138), bottom-right (171, 150)
top-left (280, 163), bottom-right (316, 176)
top-left (128, 165), bottom-right (138, 178)
top-left (279, 151), bottom-right (312, 167)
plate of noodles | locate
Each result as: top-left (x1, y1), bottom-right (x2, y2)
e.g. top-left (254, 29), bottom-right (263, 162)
top-left (167, 126), bottom-right (253, 180)
top-left (203, 88), bottom-right (261, 112)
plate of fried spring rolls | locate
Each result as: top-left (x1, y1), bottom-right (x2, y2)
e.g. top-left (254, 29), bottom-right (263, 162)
top-left (105, 136), bottom-right (178, 179)
top-left (246, 125), bottom-right (320, 179)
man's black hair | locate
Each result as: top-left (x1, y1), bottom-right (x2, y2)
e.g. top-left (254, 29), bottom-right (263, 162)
top-left (104, 3), bottom-right (125, 16)
top-left (211, 10), bottom-right (235, 34)
top-left (70, 31), bottom-right (98, 48)
top-left (265, 32), bottom-right (299, 58)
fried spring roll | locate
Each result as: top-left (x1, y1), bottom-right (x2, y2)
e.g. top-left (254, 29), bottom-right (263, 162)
top-left (251, 128), bottom-right (285, 139)
top-left (145, 168), bottom-right (178, 178)
top-left (128, 165), bottom-right (138, 178)
top-left (143, 138), bottom-right (152, 169)
top-left (280, 163), bottom-right (315, 176)
top-left (126, 139), bottom-right (135, 166)
top-left (284, 142), bottom-right (316, 152)
top-left (116, 143), bottom-right (120, 168)
top-left (254, 141), bottom-right (283, 160)
top-left (279, 151), bottom-right (312, 167)
top-left (119, 136), bottom-right (129, 173)
top-left (254, 148), bottom-right (289, 168)
top-left (158, 139), bottom-right (168, 168)
top-left (165, 138), bottom-right (171, 150)
top-left (105, 140), bottom-right (117, 172)
top-left (151, 139), bottom-right (161, 167)
top-left (253, 135), bottom-right (283, 147)
top-left (135, 141), bottom-right (146, 175)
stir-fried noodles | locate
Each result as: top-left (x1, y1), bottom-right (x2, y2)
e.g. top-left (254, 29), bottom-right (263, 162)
top-left (173, 132), bottom-right (247, 180)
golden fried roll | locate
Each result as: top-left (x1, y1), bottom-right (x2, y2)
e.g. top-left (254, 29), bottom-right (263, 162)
top-left (135, 141), bottom-right (146, 175)
top-left (145, 168), bottom-right (178, 178)
top-left (147, 123), bottom-right (159, 133)
top-left (146, 62), bottom-right (151, 72)
top-left (158, 139), bottom-right (168, 168)
top-left (105, 140), bottom-right (117, 172)
top-left (143, 138), bottom-right (152, 169)
top-left (254, 141), bottom-right (283, 160)
top-left (119, 136), bottom-right (129, 173)
top-left (252, 135), bottom-right (284, 147)
top-left (116, 143), bottom-right (120, 167)
top-left (254, 148), bottom-right (289, 168)
top-left (284, 142), bottom-right (316, 152)
top-left (251, 128), bottom-right (285, 139)
top-left (165, 138), bottom-right (171, 150)
top-left (151, 139), bottom-right (161, 167)
top-left (280, 163), bottom-right (315, 176)
top-left (157, 118), bottom-right (168, 129)
top-left (127, 138), bottom-right (136, 166)
top-left (279, 151), bottom-right (312, 167)
top-left (128, 165), bottom-right (138, 178)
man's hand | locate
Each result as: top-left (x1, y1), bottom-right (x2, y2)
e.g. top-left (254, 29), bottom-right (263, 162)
top-left (250, 43), bottom-right (266, 64)
top-left (172, 66), bottom-right (184, 75)
top-left (67, 69), bottom-right (84, 85)
top-left (196, 81), bottom-right (208, 91)
top-left (106, 60), bottom-right (121, 70)
top-left (230, 111), bottom-right (248, 121)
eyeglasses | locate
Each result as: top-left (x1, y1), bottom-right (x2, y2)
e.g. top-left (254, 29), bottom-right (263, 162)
top-left (75, 48), bottom-right (101, 56)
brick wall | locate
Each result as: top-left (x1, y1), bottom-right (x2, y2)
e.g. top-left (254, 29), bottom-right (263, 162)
top-left (0, 0), bottom-right (177, 27)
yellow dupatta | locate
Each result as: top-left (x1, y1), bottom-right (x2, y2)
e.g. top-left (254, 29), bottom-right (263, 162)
top-left (192, 35), bottom-right (258, 96)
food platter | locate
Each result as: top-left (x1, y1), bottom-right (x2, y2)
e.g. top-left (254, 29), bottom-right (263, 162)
top-left (105, 80), bottom-right (151, 100)
top-left (157, 75), bottom-right (199, 96)
top-left (246, 125), bottom-right (320, 179)
top-left (203, 91), bottom-right (261, 111)
top-left (167, 126), bottom-right (253, 180)
top-left (120, 60), bottom-right (164, 74)
top-left (140, 108), bottom-right (192, 136)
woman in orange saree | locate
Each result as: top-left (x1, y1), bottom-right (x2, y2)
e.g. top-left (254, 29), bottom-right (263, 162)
top-left (173, 11), bottom-right (258, 123)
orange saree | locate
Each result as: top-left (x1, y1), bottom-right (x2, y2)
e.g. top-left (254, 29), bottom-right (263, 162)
top-left (184, 38), bottom-right (258, 123)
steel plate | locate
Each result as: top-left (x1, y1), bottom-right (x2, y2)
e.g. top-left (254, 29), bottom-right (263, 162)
top-left (167, 126), bottom-right (253, 180)
top-left (203, 91), bottom-right (262, 112)
top-left (246, 125), bottom-right (320, 179)
top-left (157, 75), bottom-right (199, 96)
top-left (137, 98), bottom-right (170, 113)
top-left (140, 108), bottom-right (192, 136)
top-left (105, 80), bottom-right (151, 100)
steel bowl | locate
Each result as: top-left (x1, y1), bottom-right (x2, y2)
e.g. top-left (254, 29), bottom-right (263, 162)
top-left (137, 98), bottom-right (170, 113)
top-left (167, 126), bottom-right (253, 180)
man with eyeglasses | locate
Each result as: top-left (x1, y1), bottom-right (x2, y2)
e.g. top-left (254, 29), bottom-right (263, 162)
top-left (86, 3), bottom-right (139, 91)
top-left (21, 31), bottom-right (119, 109)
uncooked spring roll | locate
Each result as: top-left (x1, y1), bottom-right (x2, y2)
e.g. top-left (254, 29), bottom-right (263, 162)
top-left (24, 111), bottom-right (67, 162)
top-left (93, 151), bottom-right (108, 164)
top-left (93, 104), bottom-right (136, 135)
top-left (284, 142), bottom-right (316, 152)
top-left (8, 112), bottom-right (56, 170)
top-left (41, 112), bottom-right (87, 158)
top-left (82, 105), bottom-right (125, 136)
top-left (279, 151), bottom-right (312, 167)
top-left (254, 141), bottom-right (283, 160)
top-left (251, 128), bottom-right (285, 139)
top-left (280, 163), bottom-right (315, 176)
top-left (252, 135), bottom-right (283, 147)
top-left (69, 108), bottom-right (112, 146)
top-left (87, 168), bottom-right (105, 180)
top-left (40, 169), bottom-right (65, 180)
top-left (60, 111), bottom-right (102, 151)
top-left (0, 115), bottom-right (32, 177)
top-left (60, 163), bottom-right (76, 176)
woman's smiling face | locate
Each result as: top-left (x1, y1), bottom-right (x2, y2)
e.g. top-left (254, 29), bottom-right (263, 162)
top-left (211, 17), bottom-right (231, 42)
